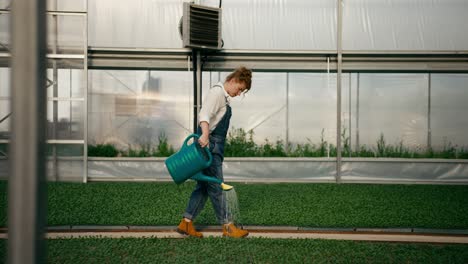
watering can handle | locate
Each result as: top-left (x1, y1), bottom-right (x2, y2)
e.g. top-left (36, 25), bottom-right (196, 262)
top-left (183, 134), bottom-right (213, 166)
top-left (183, 133), bottom-right (199, 147)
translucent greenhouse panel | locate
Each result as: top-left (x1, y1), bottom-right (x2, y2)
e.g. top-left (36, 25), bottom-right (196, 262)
top-left (46, 68), bottom-right (84, 98)
top-left (204, 71), bottom-right (290, 156)
top-left (218, 72), bottom-right (287, 148)
top-left (88, 0), bottom-right (336, 50)
top-left (343, 0), bottom-right (468, 50)
top-left (431, 74), bottom-right (468, 156)
top-left (0, 11), bottom-right (9, 51)
top-left (289, 73), bottom-right (337, 157)
top-left (48, 14), bottom-right (85, 54)
top-left (88, 70), bottom-right (193, 154)
top-left (0, 67), bottom-right (8, 179)
top-left (351, 74), bottom-right (428, 157)
top-left (0, 99), bottom-right (9, 139)
top-left (47, 100), bottom-right (84, 140)
top-left (47, 144), bottom-right (83, 181)
top-left (47, 0), bottom-right (86, 12)
top-left (221, 0), bottom-right (337, 50)
top-left (0, 68), bottom-right (10, 140)
top-left (88, 0), bottom-right (184, 49)
top-left (0, 67), bottom-right (9, 97)
top-left (341, 73), bottom-right (355, 157)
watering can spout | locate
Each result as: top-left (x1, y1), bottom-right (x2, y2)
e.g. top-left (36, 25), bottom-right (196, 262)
top-left (220, 183), bottom-right (234, 191)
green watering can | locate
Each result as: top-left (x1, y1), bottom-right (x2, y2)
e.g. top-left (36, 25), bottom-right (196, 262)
top-left (165, 134), bottom-right (233, 191)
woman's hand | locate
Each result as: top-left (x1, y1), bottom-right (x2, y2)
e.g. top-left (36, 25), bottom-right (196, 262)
top-left (198, 133), bottom-right (209, 148)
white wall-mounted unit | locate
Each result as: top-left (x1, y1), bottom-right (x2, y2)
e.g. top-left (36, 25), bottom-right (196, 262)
top-left (182, 3), bottom-right (222, 50)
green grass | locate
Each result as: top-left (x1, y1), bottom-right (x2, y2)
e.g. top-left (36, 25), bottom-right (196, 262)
top-left (1, 181), bottom-right (467, 229)
top-left (1, 238), bottom-right (468, 263)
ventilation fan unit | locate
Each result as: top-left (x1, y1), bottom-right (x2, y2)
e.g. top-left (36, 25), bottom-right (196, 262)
top-left (182, 3), bottom-right (222, 50)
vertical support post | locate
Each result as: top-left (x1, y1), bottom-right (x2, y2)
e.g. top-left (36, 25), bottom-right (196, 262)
top-left (9, 0), bottom-right (47, 263)
top-left (336, 0), bottom-right (343, 183)
top-left (209, 71), bottom-right (212, 88)
top-left (192, 50), bottom-right (202, 133)
top-left (285, 72), bottom-right (290, 154)
top-left (356, 73), bottom-right (360, 152)
top-left (427, 73), bottom-right (432, 151)
top-left (52, 12), bottom-right (58, 181)
top-left (196, 50), bottom-right (202, 124)
top-left (348, 73), bottom-right (352, 155)
top-left (192, 50), bottom-right (198, 133)
top-left (83, 6), bottom-right (89, 183)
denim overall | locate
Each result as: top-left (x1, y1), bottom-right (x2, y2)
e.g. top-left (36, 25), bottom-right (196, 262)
top-left (183, 90), bottom-right (232, 224)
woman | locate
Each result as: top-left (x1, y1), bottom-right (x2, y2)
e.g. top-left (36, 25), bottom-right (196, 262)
top-left (177, 66), bottom-right (252, 238)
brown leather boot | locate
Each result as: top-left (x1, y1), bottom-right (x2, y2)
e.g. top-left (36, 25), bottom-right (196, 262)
top-left (177, 219), bottom-right (203, 238)
top-left (223, 223), bottom-right (249, 238)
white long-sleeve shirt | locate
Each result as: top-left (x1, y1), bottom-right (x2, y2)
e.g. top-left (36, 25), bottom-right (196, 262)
top-left (198, 82), bottom-right (230, 132)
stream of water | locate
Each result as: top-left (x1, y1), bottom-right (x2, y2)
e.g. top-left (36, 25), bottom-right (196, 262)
top-left (223, 187), bottom-right (241, 225)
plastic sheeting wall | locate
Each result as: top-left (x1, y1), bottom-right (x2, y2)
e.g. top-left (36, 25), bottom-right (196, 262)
top-left (88, 71), bottom-right (338, 150)
top-left (0, 68), bottom-right (9, 138)
top-left (0, 158), bottom-right (82, 181)
top-left (431, 74), bottom-right (468, 148)
top-left (88, 158), bottom-right (337, 182)
top-left (87, 158), bottom-right (468, 183)
top-left (341, 159), bottom-right (468, 183)
top-left (89, 71), bottom-right (468, 155)
top-left (88, 0), bottom-right (337, 50)
top-left (46, 159), bottom-right (83, 182)
top-left (87, 0), bottom-right (468, 51)
top-left (343, 0), bottom-right (468, 50)
top-left (88, 70), bottom-right (193, 149)
top-left (341, 73), bottom-right (468, 152)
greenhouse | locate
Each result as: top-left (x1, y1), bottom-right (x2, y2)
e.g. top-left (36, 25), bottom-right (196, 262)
top-left (1, 0), bottom-right (468, 263)
top-left (1, 0), bottom-right (468, 183)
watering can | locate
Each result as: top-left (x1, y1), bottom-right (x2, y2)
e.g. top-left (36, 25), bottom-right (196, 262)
top-left (165, 134), bottom-right (233, 191)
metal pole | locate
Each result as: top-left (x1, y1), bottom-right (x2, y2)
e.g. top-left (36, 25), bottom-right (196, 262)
top-left (356, 73), bottom-right (360, 152)
top-left (83, 7), bottom-right (89, 183)
top-left (197, 50), bottom-right (202, 125)
top-left (286, 72), bottom-right (289, 154)
top-left (209, 71), bottom-right (212, 88)
top-left (427, 73), bottom-right (432, 150)
top-left (9, 0), bottom-right (47, 263)
top-left (192, 50), bottom-right (197, 133)
top-left (52, 14), bottom-right (58, 181)
top-left (336, 0), bottom-right (343, 183)
top-left (348, 73), bottom-right (352, 156)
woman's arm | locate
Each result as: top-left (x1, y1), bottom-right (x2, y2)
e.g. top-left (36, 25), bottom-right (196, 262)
top-left (198, 121), bottom-right (210, 148)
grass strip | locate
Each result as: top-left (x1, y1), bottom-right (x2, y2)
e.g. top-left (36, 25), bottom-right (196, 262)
top-left (0, 181), bottom-right (467, 228)
top-left (1, 237), bottom-right (468, 263)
